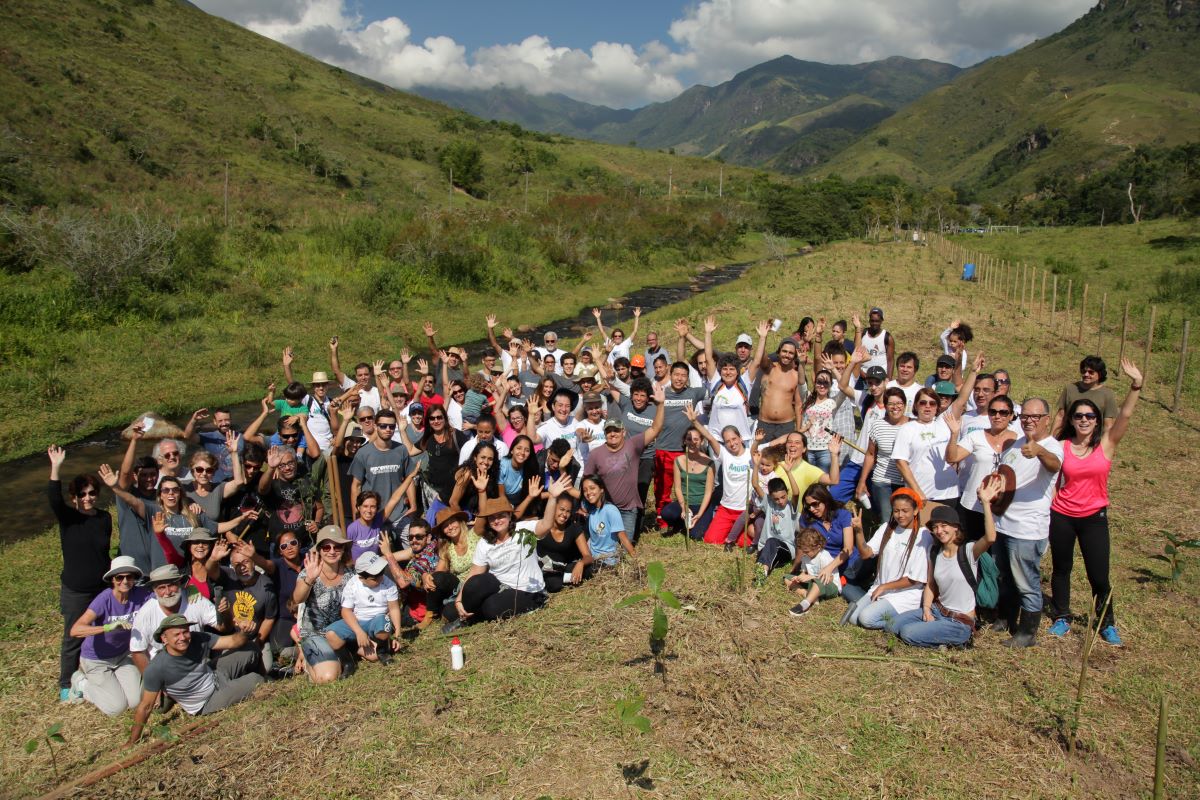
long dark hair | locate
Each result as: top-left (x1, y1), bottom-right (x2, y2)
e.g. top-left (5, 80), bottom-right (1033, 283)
top-left (456, 442), bottom-right (501, 498)
top-left (800, 484), bottom-right (839, 525)
top-left (507, 435), bottom-right (541, 485)
top-left (419, 403), bottom-right (457, 453)
top-left (802, 369), bottom-right (834, 414)
top-left (1060, 398), bottom-right (1103, 448)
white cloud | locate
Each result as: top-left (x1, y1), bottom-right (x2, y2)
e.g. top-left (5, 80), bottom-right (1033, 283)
top-left (193, 0), bottom-right (1096, 107)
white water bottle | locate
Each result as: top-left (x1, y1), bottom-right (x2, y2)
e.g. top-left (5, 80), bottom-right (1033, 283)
top-left (450, 636), bottom-right (464, 671)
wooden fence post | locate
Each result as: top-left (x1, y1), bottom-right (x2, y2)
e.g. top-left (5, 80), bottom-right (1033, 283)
top-left (1041, 270), bottom-right (1047, 319)
top-left (1052, 274), bottom-right (1059, 329)
top-left (1078, 284), bottom-right (1089, 348)
top-left (1144, 305), bottom-right (1156, 375)
top-left (1098, 291), bottom-right (1107, 354)
top-left (1066, 279), bottom-right (1073, 321)
top-left (1118, 301), bottom-right (1130, 373)
top-left (1020, 263), bottom-right (1027, 311)
top-left (1174, 320), bottom-right (1190, 412)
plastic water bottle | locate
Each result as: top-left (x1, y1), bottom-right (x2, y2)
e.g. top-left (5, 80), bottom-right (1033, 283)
top-left (450, 637), bottom-right (464, 671)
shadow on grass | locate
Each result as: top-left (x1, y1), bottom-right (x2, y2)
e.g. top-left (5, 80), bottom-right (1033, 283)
top-left (621, 759), bottom-right (655, 790)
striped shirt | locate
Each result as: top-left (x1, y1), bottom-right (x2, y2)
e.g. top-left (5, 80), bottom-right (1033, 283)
top-left (866, 417), bottom-right (908, 484)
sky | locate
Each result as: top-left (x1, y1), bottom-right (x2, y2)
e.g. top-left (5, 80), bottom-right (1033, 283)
top-left (193, 0), bottom-right (1097, 109)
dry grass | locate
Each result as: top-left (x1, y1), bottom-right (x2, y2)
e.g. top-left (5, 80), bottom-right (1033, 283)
top-left (2, 239), bottom-right (1198, 799)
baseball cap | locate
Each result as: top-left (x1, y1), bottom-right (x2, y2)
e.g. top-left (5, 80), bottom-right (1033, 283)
top-left (870, 307), bottom-right (884, 319)
top-left (864, 366), bottom-right (887, 382)
top-left (603, 418), bottom-right (625, 432)
top-left (354, 552), bottom-right (387, 576)
top-left (630, 355), bottom-right (646, 368)
top-left (735, 334), bottom-right (753, 347)
top-left (407, 402), bottom-right (425, 416)
top-left (936, 354), bottom-right (956, 368)
top-left (933, 380), bottom-right (958, 396)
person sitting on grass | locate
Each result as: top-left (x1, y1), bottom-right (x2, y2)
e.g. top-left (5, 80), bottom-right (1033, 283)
top-left (580, 474), bottom-right (637, 568)
top-left (535, 474), bottom-right (594, 592)
top-left (786, 528), bottom-right (842, 617)
top-left (324, 552), bottom-right (402, 665)
top-left (844, 488), bottom-right (932, 629)
top-left (888, 479), bottom-right (1002, 648)
top-left (126, 613), bottom-right (262, 745)
top-left (752, 477), bottom-right (798, 587)
top-left (441, 496), bottom-right (547, 634)
top-left (379, 518), bottom-right (440, 628)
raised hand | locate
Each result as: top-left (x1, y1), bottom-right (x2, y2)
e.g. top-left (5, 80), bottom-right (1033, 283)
top-left (547, 473), bottom-right (572, 498)
top-left (471, 468), bottom-right (489, 493)
top-left (703, 314), bottom-right (717, 334)
top-left (329, 335), bottom-right (339, 351)
top-left (225, 431), bottom-right (241, 454)
top-left (48, 445), bottom-right (66, 469)
top-left (754, 428), bottom-right (765, 444)
top-left (399, 347), bottom-right (411, 363)
top-left (151, 511), bottom-right (167, 535)
top-left (943, 406), bottom-right (961, 436)
top-left (415, 358), bottom-right (429, 375)
top-left (950, 318), bottom-right (961, 330)
top-left (98, 463), bottom-right (118, 487)
top-left (852, 313), bottom-right (861, 329)
top-left (373, 359), bottom-right (385, 376)
top-left (303, 549), bottom-right (319, 576)
top-left (972, 351), bottom-right (985, 372)
top-left (423, 321), bottom-right (436, 338)
top-left (683, 402), bottom-right (699, 423)
top-left (851, 346), bottom-right (868, 364)
top-left (527, 475), bottom-right (543, 496)
top-left (437, 349), bottom-right (449, 363)
top-left (212, 540), bottom-right (231, 562)
top-left (850, 505), bottom-right (863, 531)
top-left (486, 314), bottom-right (498, 328)
top-left (591, 307), bottom-right (601, 320)
top-left (673, 318), bottom-right (689, 337)
top-left (266, 446), bottom-right (284, 469)
top-left (1121, 358), bottom-right (1143, 386)
top-left (819, 353), bottom-right (835, 372)
top-left (282, 347), bottom-right (294, 367)
top-left (652, 383), bottom-right (666, 405)
top-left (756, 319), bottom-right (771, 338)
top-left (633, 307), bottom-right (641, 318)
top-left (978, 474), bottom-right (1002, 504)
top-left (190, 408), bottom-right (210, 425)
top-left (502, 328), bottom-right (514, 340)
top-left (129, 422), bottom-right (145, 440)
top-left (829, 434), bottom-right (842, 455)
top-left (816, 317), bottom-right (826, 335)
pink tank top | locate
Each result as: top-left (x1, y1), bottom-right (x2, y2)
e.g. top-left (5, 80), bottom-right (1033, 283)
top-left (1051, 444), bottom-right (1111, 517)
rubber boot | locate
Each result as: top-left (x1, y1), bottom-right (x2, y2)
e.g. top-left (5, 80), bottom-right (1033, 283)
top-left (990, 598), bottom-right (1018, 633)
top-left (1002, 610), bottom-right (1041, 648)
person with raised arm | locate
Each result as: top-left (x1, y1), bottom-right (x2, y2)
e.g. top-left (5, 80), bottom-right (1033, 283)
top-left (113, 421), bottom-right (164, 573)
top-left (584, 382), bottom-right (666, 538)
top-left (1046, 359), bottom-right (1143, 646)
top-left (684, 404), bottom-right (753, 547)
top-left (329, 335), bottom-right (381, 412)
top-left (754, 320), bottom-right (806, 443)
top-left (593, 305), bottom-right (641, 365)
top-left (703, 314), bottom-right (759, 443)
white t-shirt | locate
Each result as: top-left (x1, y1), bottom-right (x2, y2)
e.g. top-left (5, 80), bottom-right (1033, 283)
top-left (472, 535), bottom-right (546, 593)
top-left (537, 416), bottom-right (578, 450)
top-left (458, 436), bottom-right (510, 466)
top-left (801, 550), bottom-right (840, 593)
top-left (606, 339), bottom-right (633, 365)
top-left (866, 523), bottom-right (932, 614)
top-left (957, 429), bottom-right (1015, 512)
top-left (340, 376), bottom-right (381, 413)
top-left (130, 595), bottom-right (219, 659)
top-left (932, 546), bottom-right (978, 615)
top-left (301, 396), bottom-right (334, 451)
top-left (716, 447), bottom-right (752, 511)
top-left (534, 347), bottom-right (568, 374)
top-left (892, 418), bottom-right (958, 500)
top-left (995, 435), bottom-right (1063, 540)
top-left (340, 574), bottom-right (399, 621)
top-left (860, 328), bottom-right (889, 374)
top-left (706, 376), bottom-right (753, 442)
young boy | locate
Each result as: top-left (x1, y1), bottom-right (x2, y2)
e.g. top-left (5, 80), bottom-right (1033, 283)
top-left (785, 528), bottom-right (841, 616)
top-left (753, 477), bottom-right (798, 586)
top-left (324, 552), bottom-right (402, 664)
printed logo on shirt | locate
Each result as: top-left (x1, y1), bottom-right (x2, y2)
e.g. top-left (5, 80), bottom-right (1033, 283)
top-left (233, 590), bottom-right (257, 623)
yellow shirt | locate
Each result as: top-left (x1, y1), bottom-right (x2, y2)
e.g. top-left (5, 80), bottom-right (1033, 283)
top-left (775, 460), bottom-right (825, 501)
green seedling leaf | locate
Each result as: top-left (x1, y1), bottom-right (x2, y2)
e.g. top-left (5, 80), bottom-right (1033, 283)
top-left (614, 592), bottom-right (651, 609)
top-left (48, 734), bottom-right (65, 744)
top-left (657, 589), bottom-right (682, 610)
top-left (646, 561), bottom-right (665, 593)
top-left (1165, 533), bottom-right (1181, 545)
top-left (651, 606), bottom-right (668, 642)
top-left (1164, 544), bottom-right (1177, 555)
top-left (1181, 540), bottom-right (1200, 548)
top-left (630, 715), bottom-right (651, 734)
top-left (24, 739), bottom-right (37, 754)
top-left (46, 722), bottom-right (62, 736)
top-left (1151, 554), bottom-right (1171, 563)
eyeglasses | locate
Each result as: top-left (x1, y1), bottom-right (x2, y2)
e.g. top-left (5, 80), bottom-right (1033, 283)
top-left (376, 422), bottom-right (397, 430)
top-left (358, 415), bottom-right (375, 422)
top-left (318, 543), bottom-right (344, 552)
top-left (815, 381), bottom-right (831, 387)
top-left (1018, 413), bottom-right (1047, 422)
top-left (996, 378), bottom-right (1011, 385)
top-left (428, 415), bottom-right (446, 421)
top-left (78, 489), bottom-right (99, 498)
top-left (113, 574), bottom-right (136, 583)
top-left (915, 399), bottom-right (937, 407)
top-left (1072, 412), bottom-right (1098, 421)
top-left (161, 452), bottom-right (180, 459)
top-left (192, 466), bottom-right (213, 474)
top-left (409, 533), bottom-right (429, 541)
top-left (278, 540), bottom-right (299, 549)
top-left (806, 501), bottom-right (823, 509)
top-left (278, 461), bottom-right (297, 469)
top-left (987, 408), bottom-right (1013, 417)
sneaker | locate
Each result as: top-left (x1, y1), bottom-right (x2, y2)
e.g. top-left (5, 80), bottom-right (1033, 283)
top-left (722, 543), bottom-right (734, 553)
top-left (1048, 618), bottom-right (1071, 637)
top-left (58, 687), bottom-right (71, 703)
top-left (1099, 625), bottom-right (1124, 647)
top-left (788, 603), bottom-right (811, 618)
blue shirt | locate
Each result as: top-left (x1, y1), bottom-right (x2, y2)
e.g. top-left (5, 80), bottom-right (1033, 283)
top-left (586, 502), bottom-right (624, 564)
top-left (499, 458), bottom-right (526, 500)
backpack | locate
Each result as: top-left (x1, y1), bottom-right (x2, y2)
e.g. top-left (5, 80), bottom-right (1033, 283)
top-left (948, 545), bottom-right (999, 610)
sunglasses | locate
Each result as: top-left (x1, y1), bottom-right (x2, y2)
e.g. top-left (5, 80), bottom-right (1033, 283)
top-left (409, 533), bottom-right (430, 540)
top-left (78, 489), bottom-right (99, 498)
top-left (280, 432), bottom-right (300, 439)
top-left (192, 466), bottom-right (213, 474)
top-left (806, 501), bottom-right (823, 509)
top-left (428, 415), bottom-right (446, 421)
top-left (996, 378), bottom-right (1011, 385)
top-left (358, 416), bottom-right (375, 422)
top-left (318, 542), bottom-right (344, 552)
top-left (987, 408), bottom-right (1013, 417)
top-left (815, 381), bottom-right (831, 387)
top-left (916, 399), bottom-right (937, 407)
top-left (113, 574), bottom-right (136, 583)
top-left (160, 487), bottom-right (181, 494)
top-left (1072, 412), bottom-right (1098, 421)
top-left (278, 540), bottom-right (300, 549)
top-left (376, 422), bottom-right (397, 429)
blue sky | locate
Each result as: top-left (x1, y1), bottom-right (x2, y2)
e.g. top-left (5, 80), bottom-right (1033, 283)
top-left (195, 0), bottom-right (1096, 108)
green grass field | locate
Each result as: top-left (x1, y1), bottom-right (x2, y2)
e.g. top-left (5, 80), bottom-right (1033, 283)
top-left (3, 237), bottom-right (1198, 799)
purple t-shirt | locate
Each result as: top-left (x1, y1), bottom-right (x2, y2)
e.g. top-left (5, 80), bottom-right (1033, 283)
top-left (82, 587), bottom-right (152, 660)
top-left (584, 433), bottom-right (646, 511)
top-left (347, 516), bottom-right (384, 561)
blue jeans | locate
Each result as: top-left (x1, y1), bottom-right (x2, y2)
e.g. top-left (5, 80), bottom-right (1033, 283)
top-left (618, 508), bottom-right (638, 544)
top-left (324, 613), bottom-right (393, 644)
top-left (757, 538), bottom-right (793, 572)
top-left (660, 501), bottom-right (715, 540)
top-left (850, 596), bottom-right (899, 629)
top-left (890, 606), bottom-right (973, 647)
top-left (993, 534), bottom-right (1048, 613)
top-left (807, 449), bottom-right (832, 471)
top-left (868, 480), bottom-right (899, 527)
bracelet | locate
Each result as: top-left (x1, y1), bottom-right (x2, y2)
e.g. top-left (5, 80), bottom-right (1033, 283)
top-left (1131, 384), bottom-right (1143, 391)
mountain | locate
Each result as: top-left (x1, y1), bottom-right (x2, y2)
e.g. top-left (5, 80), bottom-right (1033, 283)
top-left (821, 0), bottom-right (1200, 196)
top-left (0, 0), bottom-right (752, 221)
top-left (417, 56), bottom-right (961, 173)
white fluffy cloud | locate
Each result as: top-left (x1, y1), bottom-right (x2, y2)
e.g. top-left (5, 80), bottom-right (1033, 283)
top-left (194, 0), bottom-right (1095, 107)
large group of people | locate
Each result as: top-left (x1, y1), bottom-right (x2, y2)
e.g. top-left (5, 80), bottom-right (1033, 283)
top-left (45, 306), bottom-right (1144, 740)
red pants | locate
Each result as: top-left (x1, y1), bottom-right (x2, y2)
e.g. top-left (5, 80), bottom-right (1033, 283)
top-left (704, 504), bottom-right (751, 546)
top-left (653, 450), bottom-right (683, 523)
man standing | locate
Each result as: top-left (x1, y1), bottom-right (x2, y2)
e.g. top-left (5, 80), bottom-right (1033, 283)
top-left (183, 408), bottom-right (242, 482)
top-left (652, 363), bottom-right (707, 527)
top-left (1053, 355), bottom-right (1119, 435)
top-left (755, 321), bottom-right (805, 442)
top-left (329, 336), bottom-right (381, 412)
top-left (859, 307), bottom-right (895, 381)
top-left (126, 614), bottom-right (262, 744)
top-left (585, 385), bottom-right (665, 537)
top-left (993, 397), bottom-right (1062, 648)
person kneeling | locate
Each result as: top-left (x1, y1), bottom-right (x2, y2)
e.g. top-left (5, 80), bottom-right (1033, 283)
top-left (888, 480), bottom-right (1000, 648)
top-left (126, 614), bottom-right (262, 746)
top-left (324, 553), bottom-right (402, 665)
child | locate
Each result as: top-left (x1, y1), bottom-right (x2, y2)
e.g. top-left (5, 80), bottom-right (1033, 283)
top-left (324, 552), bottom-right (402, 664)
top-left (844, 488), bottom-right (932, 629)
top-left (786, 528), bottom-right (841, 616)
top-left (273, 381), bottom-right (309, 418)
top-left (752, 477), bottom-right (797, 586)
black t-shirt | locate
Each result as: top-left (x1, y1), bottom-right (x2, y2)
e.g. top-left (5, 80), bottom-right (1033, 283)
top-left (536, 522), bottom-right (585, 568)
top-left (218, 568), bottom-right (278, 651)
top-left (220, 487), bottom-right (271, 556)
top-left (423, 430), bottom-right (470, 502)
top-left (262, 476), bottom-right (317, 542)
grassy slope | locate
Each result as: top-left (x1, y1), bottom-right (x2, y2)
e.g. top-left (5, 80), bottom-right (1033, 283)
top-left (946, 219), bottom-right (1200, 401)
top-left (3, 240), bottom-right (1198, 799)
top-left (821, 0), bottom-right (1200, 195)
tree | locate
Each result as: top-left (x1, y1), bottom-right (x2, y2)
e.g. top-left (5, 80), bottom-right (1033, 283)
top-left (438, 141), bottom-right (484, 196)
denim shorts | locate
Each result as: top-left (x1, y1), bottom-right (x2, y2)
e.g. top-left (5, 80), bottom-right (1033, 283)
top-left (323, 613), bottom-right (393, 644)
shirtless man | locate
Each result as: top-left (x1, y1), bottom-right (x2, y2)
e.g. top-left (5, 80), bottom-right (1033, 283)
top-left (755, 320), bottom-right (807, 442)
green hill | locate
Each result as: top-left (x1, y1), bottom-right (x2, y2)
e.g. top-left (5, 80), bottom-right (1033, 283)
top-left (418, 56), bottom-right (960, 173)
top-left (820, 0), bottom-right (1200, 197)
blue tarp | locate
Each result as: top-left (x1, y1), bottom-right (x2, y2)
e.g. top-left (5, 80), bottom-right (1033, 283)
top-left (962, 262), bottom-right (976, 281)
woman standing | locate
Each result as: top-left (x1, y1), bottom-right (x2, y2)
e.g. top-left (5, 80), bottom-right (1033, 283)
top-left (183, 433), bottom-right (244, 521)
top-left (892, 387), bottom-right (960, 506)
top-left (411, 403), bottom-right (470, 506)
top-left (69, 556), bottom-right (151, 715)
top-left (684, 408), bottom-right (753, 547)
top-left (945, 396), bottom-right (1018, 541)
top-left (48, 446), bottom-right (111, 703)
top-left (856, 387), bottom-right (911, 524)
top-left (659, 428), bottom-right (715, 540)
top-left (293, 526), bottom-right (353, 684)
top-left (1047, 359), bottom-right (1142, 645)
top-left (799, 369), bottom-right (844, 470)
top-left (499, 435), bottom-right (543, 518)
